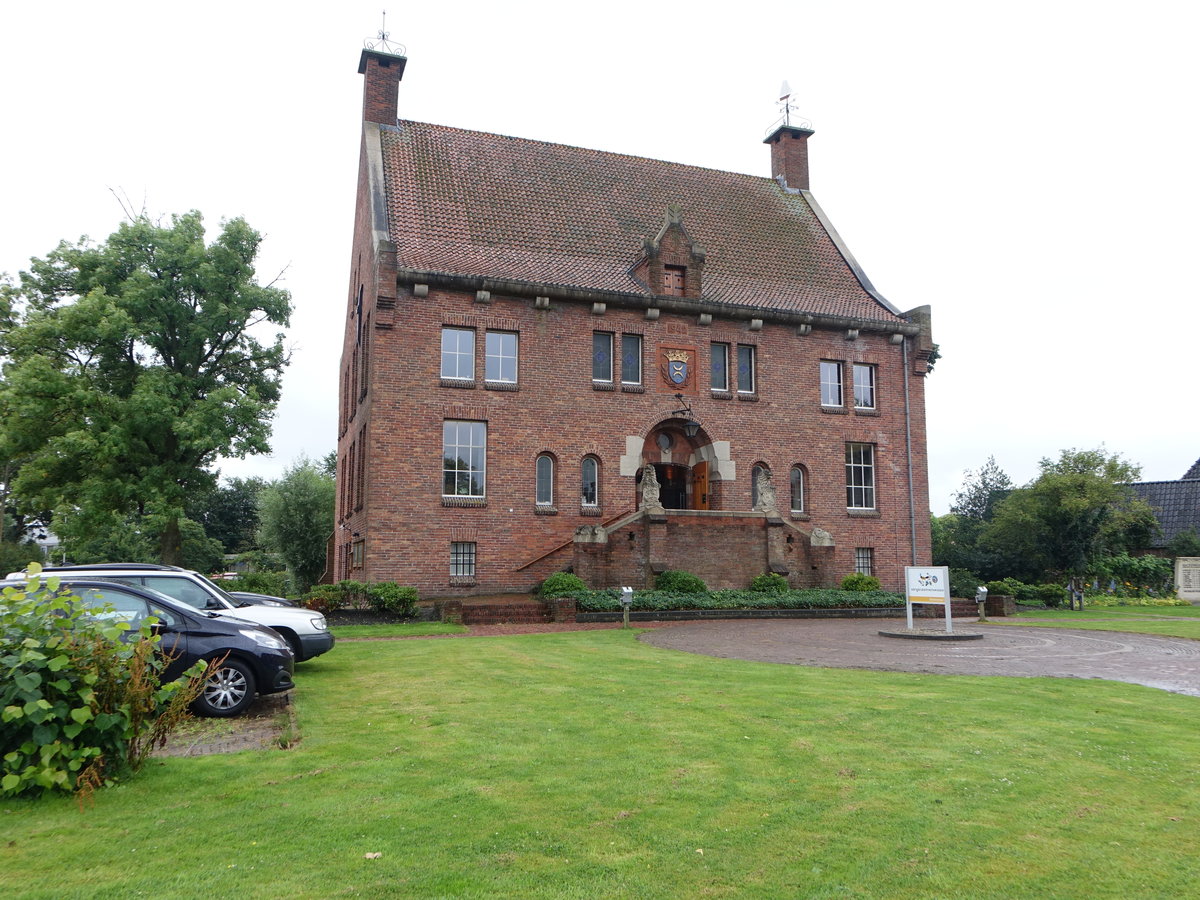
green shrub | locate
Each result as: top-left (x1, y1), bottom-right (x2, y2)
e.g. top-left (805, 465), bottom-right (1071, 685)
top-left (1, 570), bottom-right (204, 800)
top-left (985, 578), bottom-right (1027, 598)
top-left (301, 584), bottom-right (348, 613)
top-left (539, 572), bottom-right (587, 597)
top-left (223, 570), bottom-right (291, 598)
top-left (366, 582), bottom-right (418, 616)
top-left (750, 573), bottom-right (789, 593)
top-left (573, 587), bottom-right (903, 613)
top-left (946, 568), bottom-right (981, 599)
top-left (1036, 583), bottom-right (1065, 607)
top-left (655, 571), bottom-right (708, 593)
top-left (0, 540), bottom-right (44, 576)
top-left (840, 573), bottom-right (881, 592)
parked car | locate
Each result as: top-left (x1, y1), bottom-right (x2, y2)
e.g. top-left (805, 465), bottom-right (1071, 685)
top-left (228, 590), bottom-right (298, 608)
top-left (1, 577), bottom-right (294, 717)
top-left (9, 564), bottom-right (333, 662)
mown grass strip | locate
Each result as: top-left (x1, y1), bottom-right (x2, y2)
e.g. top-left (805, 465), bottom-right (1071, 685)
top-left (1007, 606), bottom-right (1200, 639)
top-left (2, 629), bottom-right (1197, 898)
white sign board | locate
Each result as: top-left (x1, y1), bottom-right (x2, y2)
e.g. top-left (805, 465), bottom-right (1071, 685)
top-left (1177, 558), bottom-right (1200, 603)
top-left (905, 566), bottom-right (952, 632)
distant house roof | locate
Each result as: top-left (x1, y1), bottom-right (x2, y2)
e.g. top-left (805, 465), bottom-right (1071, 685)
top-left (1129, 460), bottom-right (1200, 548)
top-left (378, 121), bottom-right (905, 324)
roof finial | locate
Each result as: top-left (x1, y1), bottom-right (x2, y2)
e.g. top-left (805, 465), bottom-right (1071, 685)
top-left (767, 80), bottom-right (812, 136)
top-left (365, 10), bottom-right (406, 56)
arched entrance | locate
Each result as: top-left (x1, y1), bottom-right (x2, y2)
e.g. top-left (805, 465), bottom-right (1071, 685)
top-left (637, 421), bottom-right (712, 510)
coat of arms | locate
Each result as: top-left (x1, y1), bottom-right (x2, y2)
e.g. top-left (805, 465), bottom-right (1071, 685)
top-left (665, 349), bottom-right (690, 386)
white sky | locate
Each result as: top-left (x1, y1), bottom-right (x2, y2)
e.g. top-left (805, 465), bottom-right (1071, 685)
top-left (2, 1), bottom-right (1196, 514)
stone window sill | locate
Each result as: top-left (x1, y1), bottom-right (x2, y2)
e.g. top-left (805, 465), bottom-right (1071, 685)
top-left (592, 381), bottom-right (616, 392)
top-left (580, 506), bottom-right (603, 517)
top-left (736, 393), bottom-right (759, 402)
top-left (821, 405), bottom-right (848, 415)
top-left (534, 505), bottom-right (558, 516)
top-left (847, 508), bottom-right (880, 518)
top-left (710, 391), bottom-right (733, 400)
top-left (441, 378), bottom-right (476, 389)
top-left (442, 496), bottom-right (487, 508)
top-left (449, 576), bottom-right (477, 587)
top-left (621, 384), bottom-right (645, 393)
top-left (485, 381), bottom-right (519, 392)
top-left (854, 408), bottom-right (880, 417)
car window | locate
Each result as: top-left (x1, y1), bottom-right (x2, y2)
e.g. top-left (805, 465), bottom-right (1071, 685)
top-left (73, 586), bottom-right (151, 626)
top-left (142, 576), bottom-right (218, 610)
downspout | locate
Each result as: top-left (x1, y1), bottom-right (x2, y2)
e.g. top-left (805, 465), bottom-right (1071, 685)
top-left (903, 337), bottom-right (917, 564)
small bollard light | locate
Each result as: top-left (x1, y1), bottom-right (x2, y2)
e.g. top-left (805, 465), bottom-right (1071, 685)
top-left (620, 586), bottom-right (634, 629)
top-left (975, 585), bottom-right (989, 622)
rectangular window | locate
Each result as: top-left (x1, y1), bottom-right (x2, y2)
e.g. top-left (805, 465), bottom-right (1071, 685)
top-left (621, 334), bottom-right (642, 385)
top-left (737, 344), bottom-right (756, 394)
top-left (485, 330), bottom-right (518, 383)
top-left (441, 327), bottom-right (475, 380)
top-left (592, 332), bottom-right (613, 382)
top-left (442, 420), bottom-right (487, 497)
top-left (854, 547), bottom-right (874, 576)
top-left (351, 540), bottom-right (365, 569)
top-left (450, 542), bottom-right (477, 577)
top-left (820, 361), bottom-right (843, 406)
top-left (853, 364), bottom-right (875, 409)
top-left (845, 442), bottom-right (876, 510)
top-left (711, 342), bottom-right (729, 391)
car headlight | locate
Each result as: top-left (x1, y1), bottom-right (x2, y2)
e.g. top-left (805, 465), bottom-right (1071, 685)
top-left (238, 628), bottom-right (289, 650)
top-left (309, 615), bottom-right (328, 631)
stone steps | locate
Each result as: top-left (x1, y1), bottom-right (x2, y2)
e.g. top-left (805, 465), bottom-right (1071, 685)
top-left (460, 601), bottom-right (553, 625)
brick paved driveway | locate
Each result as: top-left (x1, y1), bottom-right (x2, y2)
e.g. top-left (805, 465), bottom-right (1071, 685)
top-left (640, 617), bottom-right (1200, 697)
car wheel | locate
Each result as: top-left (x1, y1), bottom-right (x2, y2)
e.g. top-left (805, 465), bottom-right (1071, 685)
top-left (192, 658), bottom-right (257, 717)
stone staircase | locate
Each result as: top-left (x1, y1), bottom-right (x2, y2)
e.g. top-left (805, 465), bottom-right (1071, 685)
top-left (458, 596), bottom-right (554, 625)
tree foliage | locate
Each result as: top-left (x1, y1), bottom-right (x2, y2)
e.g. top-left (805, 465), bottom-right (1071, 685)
top-left (0, 212), bottom-right (291, 565)
top-left (257, 457), bottom-right (335, 593)
top-left (932, 456), bottom-right (1015, 580)
top-left (186, 476), bottom-right (267, 554)
top-left (980, 448), bottom-right (1158, 581)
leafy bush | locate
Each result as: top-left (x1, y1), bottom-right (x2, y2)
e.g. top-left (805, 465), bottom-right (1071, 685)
top-left (0, 540), bottom-right (44, 576)
top-left (654, 571), bottom-right (708, 593)
top-left (539, 572), bottom-right (586, 598)
top-left (573, 587), bottom-right (903, 613)
top-left (301, 584), bottom-right (348, 613)
top-left (946, 568), bottom-right (981, 599)
top-left (366, 582), bottom-right (418, 616)
top-left (985, 577), bottom-right (1028, 598)
top-left (1, 571), bottom-right (204, 800)
top-left (840, 573), bottom-right (881, 592)
top-left (223, 571), bottom-right (291, 598)
top-left (1036, 583), bottom-right (1065, 607)
top-left (750, 573), bottom-right (789, 593)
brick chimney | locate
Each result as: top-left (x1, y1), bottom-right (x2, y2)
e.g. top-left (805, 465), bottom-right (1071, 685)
top-left (764, 124), bottom-right (814, 191)
top-left (358, 48), bottom-right (408, 125)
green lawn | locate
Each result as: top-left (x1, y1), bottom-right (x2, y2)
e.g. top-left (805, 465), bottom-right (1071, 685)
top-left (330, 621), bottom-right (468, 640)
top-left (3, 629), bottom-right (1198, 898)
top-left (1006, 605), bottom-right (1200, 640)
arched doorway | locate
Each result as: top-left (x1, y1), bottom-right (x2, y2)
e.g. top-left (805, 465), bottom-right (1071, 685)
top-left (637, 422), bottom-right (711, 510)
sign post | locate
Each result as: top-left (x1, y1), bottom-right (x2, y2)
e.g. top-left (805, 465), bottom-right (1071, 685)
top-left (905, 566), bottom-right (952, 633)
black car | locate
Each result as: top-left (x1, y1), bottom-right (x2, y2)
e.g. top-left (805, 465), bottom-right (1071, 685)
top-left (4, 578), bottom-right (295, 717)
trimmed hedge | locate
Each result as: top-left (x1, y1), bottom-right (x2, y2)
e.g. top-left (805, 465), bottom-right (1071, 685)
top-left (572, 588), bottom-right (903, 613)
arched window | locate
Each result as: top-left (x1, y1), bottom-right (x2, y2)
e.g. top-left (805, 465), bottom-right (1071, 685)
top-left (751, 464), bottom-right (768, 508)
top-left (536, 455), bottom-right (554, 506)
top-left (581, 457), bottom-right (599, 507)
top-left (790, 466), bottom-right (806, 513)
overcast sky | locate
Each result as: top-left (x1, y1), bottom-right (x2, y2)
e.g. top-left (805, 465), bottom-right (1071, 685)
top-left (2, 1), bottom-right (1196, 514)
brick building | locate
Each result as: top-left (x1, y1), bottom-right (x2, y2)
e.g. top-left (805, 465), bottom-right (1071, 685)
top-left (333, 46), bottom-right (935, 596)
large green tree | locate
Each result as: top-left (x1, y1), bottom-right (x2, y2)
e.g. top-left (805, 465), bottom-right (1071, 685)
top-left (932, 456), bottom-right (1015, 580)
top-left (187, 475), bottom-right (267, 554)
top-left (980, 448), bottom-right (1158, 582)
top-left (257, 457), bottom-right (335, 593)
top-left (0, 212), bottom-right (291, 565)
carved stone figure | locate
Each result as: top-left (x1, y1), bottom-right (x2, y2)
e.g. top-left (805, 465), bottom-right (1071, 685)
top-left (641, 463), bottom-right (665, 514)
top-left (753, 467), bottom-right (779, 514)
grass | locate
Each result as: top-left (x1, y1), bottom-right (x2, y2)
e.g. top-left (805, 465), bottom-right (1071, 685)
top-left (1006, 604), bottom-right (1200, 640)
top-left (3, 629), bottom-right (1199, 898)
top-left (329, 621), bottom-right (468, 639)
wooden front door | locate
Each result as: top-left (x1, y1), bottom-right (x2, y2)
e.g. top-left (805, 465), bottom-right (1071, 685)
top-left (692, 461), bottom-right (709, 510)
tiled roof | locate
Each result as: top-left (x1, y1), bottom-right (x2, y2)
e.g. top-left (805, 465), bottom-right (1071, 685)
top-left (1184, 457), bottom-right (1200, 480)
top-left (379, 121), bottom-right (903, 323)
top-left (1130, 479), bottom-right (1200, 548)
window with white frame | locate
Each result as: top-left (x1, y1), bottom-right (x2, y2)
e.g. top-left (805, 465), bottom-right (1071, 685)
top-left (737, 344), bottom-right (756, 393)
top-left (790, 466), bottom-right (805, 513)
top-left (820, 361), bottom-right (843, 406)
top-left (592, 332), bottom-right (613, 382)
top-left (486, 331), bottom-right (518, 384)
top-left (442, 420), bottom-right (487, 497)
top-left (581, 457), bottom-right (599, 507)
top-left (621, 334), bottom-right (642, 385)
top-left (441, 327), bottom-right (475, 380)
top-left (853, 363), bottom-right (875, 409)
top-left (535, 454), bottom-right (554, 506)
top-left (711, 342), bottom-right (729, 391)
top-left (854, 547), bottom-right (874, 576)
top-left (451, 542), bottom-right (477, 576)
top-left (845, 442), bottom-right (876, 509)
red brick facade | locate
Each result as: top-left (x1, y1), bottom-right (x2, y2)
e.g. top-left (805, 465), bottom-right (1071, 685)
top-left (333, 49), bottom-right (934, 596)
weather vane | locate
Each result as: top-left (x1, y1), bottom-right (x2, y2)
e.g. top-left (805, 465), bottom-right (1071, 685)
top-left (364, 10), bottom-right (406, 56)
top-left (774, 81), bottom-right (812, 131)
